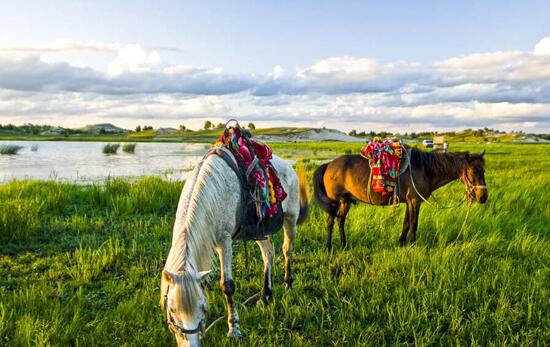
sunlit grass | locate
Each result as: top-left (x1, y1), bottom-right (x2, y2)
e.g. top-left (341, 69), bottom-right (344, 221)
top-left (0, 143), bottom-right (548, 345)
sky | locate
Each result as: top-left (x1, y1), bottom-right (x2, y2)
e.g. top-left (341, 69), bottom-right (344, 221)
top-left (1, 0), bottom-right (549, 133)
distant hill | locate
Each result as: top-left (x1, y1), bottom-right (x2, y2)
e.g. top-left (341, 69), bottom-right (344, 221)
top-left (80, 123), bottom-right (128, 134)
top-left (254, 128), bottom-right (363, 142)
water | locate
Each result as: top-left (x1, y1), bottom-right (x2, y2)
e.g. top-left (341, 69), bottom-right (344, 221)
top-left (0, 141), bottom-right (211, 183)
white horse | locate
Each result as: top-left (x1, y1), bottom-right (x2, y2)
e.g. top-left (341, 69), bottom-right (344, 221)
top-left (160, 151), bottom-right (309, 347)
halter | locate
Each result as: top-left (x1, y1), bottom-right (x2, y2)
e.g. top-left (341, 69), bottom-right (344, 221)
top-left (461, 169), bottom-right (487, 202)
top-left (164, 293), bottom-right (205, 337)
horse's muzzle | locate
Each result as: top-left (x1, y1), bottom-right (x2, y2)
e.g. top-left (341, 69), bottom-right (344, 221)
top-left (476, 188), bottom-right (488, 204)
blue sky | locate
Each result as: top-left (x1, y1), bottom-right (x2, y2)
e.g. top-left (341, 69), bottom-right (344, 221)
top-left (1, 1), bottom-right (549, 132)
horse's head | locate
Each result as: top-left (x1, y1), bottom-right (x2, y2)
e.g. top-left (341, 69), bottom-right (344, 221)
top-left (462, 150), bottom-right (488, 204)
top-left (161, 269), bottom-right (210, 347)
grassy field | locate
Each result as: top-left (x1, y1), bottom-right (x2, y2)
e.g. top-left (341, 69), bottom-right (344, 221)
top-left (1, 143), bottom-right (549, 346)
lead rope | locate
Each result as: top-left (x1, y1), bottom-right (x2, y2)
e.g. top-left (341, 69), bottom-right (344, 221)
top-left (403, 145), bottom-right (468, 210)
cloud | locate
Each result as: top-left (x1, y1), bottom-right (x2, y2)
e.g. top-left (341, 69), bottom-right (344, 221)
top-left (534, 37), bottom-right (550, 55)
top-left (0, 54), bottom-right (254, 95)
top-left (1, 38), bottom-right (550, 132)
top-left (0, 40), bottom-right (181, 54)
top-left (107, 44), bottom-right (161, 75)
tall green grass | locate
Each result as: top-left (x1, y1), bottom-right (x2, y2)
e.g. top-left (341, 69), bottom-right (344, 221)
top-left (102, 143), bottom-right (120, 154)
top-left (122, 143), bottom-right (137, 153)
top-left (0, 143), bottom-right (548, 346)
top-left (0, 145), bottom-right (23, 155)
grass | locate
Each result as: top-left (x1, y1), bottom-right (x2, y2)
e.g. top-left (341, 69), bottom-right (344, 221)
top-left (102, 143), bottom-right (120, 154)
top-left (122, 143), bottom-right (137, 153)
top-left (0, 143), bottom-right (549, 346)
top-left (0, 145), bottom-right (23, 155)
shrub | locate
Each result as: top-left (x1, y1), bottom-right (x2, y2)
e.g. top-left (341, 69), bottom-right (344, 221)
top-left (0, 145), bottom-right (23, 155)
top-left (122, 143), bottom-right (136, 153)
top-left (102, 143), bottom-right (120, 154)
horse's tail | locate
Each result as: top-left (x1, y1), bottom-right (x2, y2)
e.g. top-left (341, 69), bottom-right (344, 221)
top-left (296, 161), bottom-right (310, 225)
top-left (313, 163), bottom-right (338, 216)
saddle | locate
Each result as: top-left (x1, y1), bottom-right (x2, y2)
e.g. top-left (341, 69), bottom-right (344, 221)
top-left (361, 138), bottom-right (408, 196)
top-left (206, 122), bottom-right (286, 240)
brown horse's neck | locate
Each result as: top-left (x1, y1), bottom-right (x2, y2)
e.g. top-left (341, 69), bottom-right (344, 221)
top-left (412, 150), bottom-right (468, 191)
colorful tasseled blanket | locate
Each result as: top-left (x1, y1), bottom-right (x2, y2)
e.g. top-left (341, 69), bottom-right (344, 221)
top-left (215, 127), bottom-right (287, 220)
top-left (361, 138), bottom-right (403, 196)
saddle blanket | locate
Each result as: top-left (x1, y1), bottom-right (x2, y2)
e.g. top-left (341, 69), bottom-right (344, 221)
top-left (361, 138), bottom-right (404, 196)
top-left (215, 126), bottom-right (287, 221)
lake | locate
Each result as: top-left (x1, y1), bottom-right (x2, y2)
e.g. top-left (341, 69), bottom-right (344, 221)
top-left (0, 141), bottom-right (211, 183)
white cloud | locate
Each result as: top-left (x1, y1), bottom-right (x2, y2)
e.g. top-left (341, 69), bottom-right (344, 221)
top-left (534, 37), bottom-right (550, 55)
top-left (1, 38), bottom-right (550, 132)
top-left (107, 44), bottom-right (161, 75)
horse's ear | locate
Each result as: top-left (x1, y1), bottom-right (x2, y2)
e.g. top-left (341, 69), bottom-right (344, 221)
top-left (163, 270), bottom-right (176, 284)
top-left (480, 150), bottom-right (486, 157)
top-left (196, 270), bottom-right (211, 281)
top-left (465, 152), bottom-right (472, 163)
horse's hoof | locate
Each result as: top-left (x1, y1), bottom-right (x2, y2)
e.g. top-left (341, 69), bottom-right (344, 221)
top-left (260, 294), bottom-right (271, 306)
top-left (227, 327), bottom-right (242, 338)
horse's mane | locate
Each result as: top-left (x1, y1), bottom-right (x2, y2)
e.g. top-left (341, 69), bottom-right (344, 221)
top-left (164, 155), bottom-right (228, 275)
top-left (409, 148), bottom-right (470, 177)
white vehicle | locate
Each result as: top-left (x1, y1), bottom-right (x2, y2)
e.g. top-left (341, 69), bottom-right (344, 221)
top-left (422, 139), bottom-right (433, 148)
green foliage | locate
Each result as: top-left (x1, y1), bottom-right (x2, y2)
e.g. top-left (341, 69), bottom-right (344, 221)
top-left (0, 143), bottom-right (548, 345)
top-left (204, 120), bottom-right (212, 130)
top-left (122, 143), bottom-right (137, 153)
top-left (102, 143), bottom-right (120, 154)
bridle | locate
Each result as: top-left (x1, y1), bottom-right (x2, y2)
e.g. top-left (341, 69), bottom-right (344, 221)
top-left (461, 169), bottom-right (487, 203)
top-left (164, 292), bottom-right (206, 338)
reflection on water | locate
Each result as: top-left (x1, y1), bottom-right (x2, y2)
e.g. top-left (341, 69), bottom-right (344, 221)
top-left (0, 141), bottom-right (210, 183)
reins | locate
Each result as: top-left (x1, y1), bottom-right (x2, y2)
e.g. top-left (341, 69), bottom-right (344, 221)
top-left (403, 145), bottom-right (469, 210)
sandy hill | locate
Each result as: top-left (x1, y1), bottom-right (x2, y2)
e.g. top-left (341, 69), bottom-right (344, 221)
top-left (80, 123), bottom-right (127, 134)
top-left (254, 128), bottom-right (362, 142)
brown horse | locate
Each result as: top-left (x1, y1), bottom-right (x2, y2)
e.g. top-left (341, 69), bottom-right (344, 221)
top-left (313, 148), bottom-right (487, 250)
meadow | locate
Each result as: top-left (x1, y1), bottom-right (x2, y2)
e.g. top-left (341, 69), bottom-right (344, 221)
top-left (0, 143), bottom-right (549, 346)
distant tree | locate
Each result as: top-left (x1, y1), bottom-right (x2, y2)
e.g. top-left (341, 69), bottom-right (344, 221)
top-left (143, 125), bottom-right (153, 131)
top-left (99, 128), bottom-right (106, 134)
top-left (135, 125), bottom-right (141, 132)
top-left (179, 124), bottom-right (187, 132)
top-left (216, 122), bottom-right (225, 129)
top-left (204, 120), bottom-right (212, 130)
top-left (357, 131), bottom-right (366, 136)
top-left (348, 129), bottom-right (357, 136)
top-left (247, 122), bottom-right (256, 130)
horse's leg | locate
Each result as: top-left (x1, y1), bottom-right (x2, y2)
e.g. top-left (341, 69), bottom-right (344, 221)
top-left (337, 198), bottom-right (351, 248)
top-left (409, 200), bottom-right (421, 244)
top-left (215, 235), bottom-right (241, 338)
top-left (326, 215), bottom-right (335, 251)
top-left (282, 217), bottom-right (297, 289)
top-left (399, 204), bottom-right (410, 247)
top-left (256, 239), bottom-right (274, 304)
